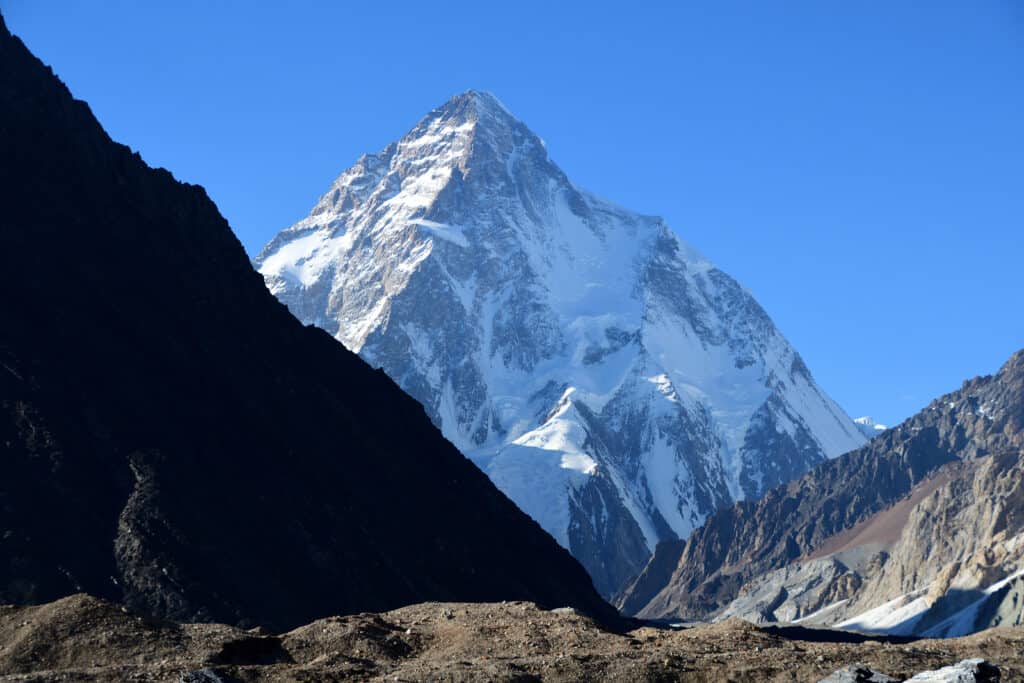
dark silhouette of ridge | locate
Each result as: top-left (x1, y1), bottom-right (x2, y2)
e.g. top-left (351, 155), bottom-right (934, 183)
top-left (0, 13), bottom-right (615, 631)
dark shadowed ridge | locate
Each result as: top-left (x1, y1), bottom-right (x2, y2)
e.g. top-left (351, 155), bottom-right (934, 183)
top-left (0, 13), bottom-right (616, 631)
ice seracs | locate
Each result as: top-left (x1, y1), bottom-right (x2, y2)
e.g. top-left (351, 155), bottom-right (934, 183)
top-left (256, 90), bottom-right (867, 595)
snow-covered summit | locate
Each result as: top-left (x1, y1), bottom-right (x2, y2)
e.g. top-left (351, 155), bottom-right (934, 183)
top-left (853, 416), bottom-right (888, 440)
top-left (256, 91), bottom-right (867, 595)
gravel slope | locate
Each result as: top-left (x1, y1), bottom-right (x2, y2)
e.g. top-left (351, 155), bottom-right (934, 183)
top-left (0, 595), bottom-right (1018, 682)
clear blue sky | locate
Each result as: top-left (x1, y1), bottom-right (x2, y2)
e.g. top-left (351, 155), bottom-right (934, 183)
top-left (4, 1), bottom-right (1022, 427)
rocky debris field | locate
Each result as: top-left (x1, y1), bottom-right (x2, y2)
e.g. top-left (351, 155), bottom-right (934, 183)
top-left (0, 595), bottom-right (1019, 682)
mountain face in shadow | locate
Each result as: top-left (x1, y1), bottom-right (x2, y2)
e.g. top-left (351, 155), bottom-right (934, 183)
top-left (0, 14), bottom-right (614, 631)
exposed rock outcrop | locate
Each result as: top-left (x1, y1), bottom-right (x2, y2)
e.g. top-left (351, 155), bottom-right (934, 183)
top-left (619, 349), bottom-right (1024, 639)
top-left (819, 665), bottom-right (899, 683)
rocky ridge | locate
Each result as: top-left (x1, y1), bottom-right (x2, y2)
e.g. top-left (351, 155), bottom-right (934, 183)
top-left (617, 349), bottom-right (1024, 639)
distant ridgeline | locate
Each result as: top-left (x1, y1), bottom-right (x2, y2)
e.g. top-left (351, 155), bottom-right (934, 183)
top-left (618, 349), bottom-right (1024, 639)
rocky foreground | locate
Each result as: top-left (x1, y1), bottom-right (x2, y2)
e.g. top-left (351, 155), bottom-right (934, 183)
top-left (0, 595), bottom-right (1018, 682)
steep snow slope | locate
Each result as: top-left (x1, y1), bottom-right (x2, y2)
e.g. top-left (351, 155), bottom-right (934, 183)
top-left (257, 91), bottom-right (865, 595)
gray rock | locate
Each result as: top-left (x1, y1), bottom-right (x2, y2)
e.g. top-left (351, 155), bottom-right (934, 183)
top-left (904, 658), bottom-right (1000, 682)
top-left (818, 664), bottom-right (899, 682)
top-left (180, 670), bottom-right (231, 683)
top-left (716, 554), bottom-right (867, 625)
top-left (619, 350), bottom-right (1024, 628)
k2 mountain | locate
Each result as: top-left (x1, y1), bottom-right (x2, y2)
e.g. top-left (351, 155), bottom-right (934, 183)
top-left (258, 91), bottom-right (866, 595)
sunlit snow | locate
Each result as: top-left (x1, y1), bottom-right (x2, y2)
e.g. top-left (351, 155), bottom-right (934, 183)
top-left (255, 90), bottom-right (867, 575)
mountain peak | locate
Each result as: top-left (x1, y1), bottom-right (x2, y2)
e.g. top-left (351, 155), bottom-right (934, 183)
top-left (403, 89), bottom-right (537, 164)
top-left (853, 416), bottom-right (887, 439)
top-left (431, 90), bottom-right (518, 126)
top-left (458, 89), bottom-right (513, 114)
top-left (257, 91), bottom-right (867, 596)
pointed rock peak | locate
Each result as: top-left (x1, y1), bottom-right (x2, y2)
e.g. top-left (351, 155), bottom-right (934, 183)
top-left (413, 89), bottom-right (526, 140)
top-left (461, 89), bottom-right (514, 114)
top-left (391, 89), bottom-right (549, 183)
top-left (442, 89), bottom-right (517, 120)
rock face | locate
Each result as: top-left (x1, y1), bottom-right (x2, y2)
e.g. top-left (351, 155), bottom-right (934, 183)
top-left (819, 665), bottom-right (900, 683)
top-left (904, 659), bottom-right (1001, 683)
top-left (617, 349), bottom-right (1024, 640)
top-left (256, 90), bottom-right (866, 596)
top-left (0, 14), bottom-right (614, 631)
top-left (819, 660), bottom-right (1000, 683)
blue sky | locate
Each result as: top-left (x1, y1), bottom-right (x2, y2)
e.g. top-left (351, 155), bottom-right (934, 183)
top-left (4, 1), bottom-right (1022, 427)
